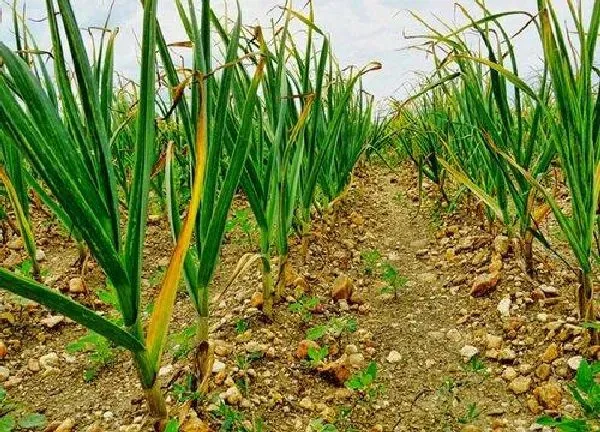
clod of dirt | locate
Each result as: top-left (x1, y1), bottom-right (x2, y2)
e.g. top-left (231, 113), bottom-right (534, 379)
top-left (331, 275), bottom-right (353, 301)
top-left (508, 375), bottom-right (532, 394)
top-left (470, 272), bottom-right (500, 297)
top-left (533, 382), bottom-right (563, 410)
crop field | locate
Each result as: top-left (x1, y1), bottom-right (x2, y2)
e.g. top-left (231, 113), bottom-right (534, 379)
top-left (0, 0), bottom-right (600, 431)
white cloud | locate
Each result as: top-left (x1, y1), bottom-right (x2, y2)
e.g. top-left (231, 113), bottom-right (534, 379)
top-left (0, 0), bottom-right (596, 103)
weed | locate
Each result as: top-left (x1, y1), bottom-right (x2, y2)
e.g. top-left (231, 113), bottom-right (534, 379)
top-left (213, 402), bottom-right (264, 432)
top-left (308, 345), bottom-right (329, 367)
top-left (308, 419), bottom-right (338, 432)
top-left (458, 403), bottom-right (480, 424)
top-left (169, 325), bottom-right (197, 360)
top-left (0, 386), bottom-right (46, 431)
top-left (289, 296), bottom-right (321, 322)
top-left (66, 332), bottom-right (116, 382)
top-left (306, 317), bottom-right (357, 341)
top-left (225, 209), bottom-right (257, 244)
top-left (360, 249), bottom-right (381, 275)
top-left (170, 374), bottom-right (201, 403)
top-left (462, 355), bottom-right (487, 376)
top-left (235, 319), bottom-right (250, 334)
top-left (380, 263), bottom-right (408, 298)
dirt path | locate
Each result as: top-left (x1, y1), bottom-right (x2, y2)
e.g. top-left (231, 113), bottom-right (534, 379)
top-left (0, 162), bottom-right (579, 431)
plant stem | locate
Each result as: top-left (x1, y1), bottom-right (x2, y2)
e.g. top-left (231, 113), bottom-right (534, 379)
top-left (275, 254), bottom-right (288, 303)
top-left (128, 321), bottom-right (167, 418)
top-left (262, 256), bottom-right (274, 319)
top-left (521, 234), bottom-right (534, 276)
top-left (143, 379), bottom-right (168, 418)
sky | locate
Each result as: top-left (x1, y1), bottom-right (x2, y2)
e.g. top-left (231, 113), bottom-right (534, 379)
top-left (0, 1), bottom-right (595, 107)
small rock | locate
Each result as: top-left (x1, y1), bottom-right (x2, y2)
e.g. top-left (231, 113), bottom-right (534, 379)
top-left (35, 249), bottom-right (46, 262)
top-left (527, 397), bottom-right (543, 415)
top-left (318, 361), bottom-right (351, 386)
top-left (40, 315), bottom-right (65, 329)
top-left (536, 364), bottom-right (552, 380)
top-left (489, 255), bottom-right (504, 274)
top-left (224, 386), bottom-right (243, 405)
top-left (212, 361), bottom-right (226, 374)
top-left (387, 351), bottom-right (402, 364)
top-left (456, 237), bottom-right (474, 253)
top-left (7, 237), bottom-right (23, 250)
top-left (245, 341), bottom-right (267, 354)
top-left (55, 418), bottom-right (75, 432)
top-left (68, 277), bottom-right (86, 294)
top-left (347, 353), bottom-right (364, 369)
top-left (460, 345), bottom-right (479, 361)
top-left (85, 422), bottom-right (104, 432)
top-left (0, 366), bottom-right (10, 382)
top-left (499, 348), bottom-right (517, 362)
top-left (214, 340), bottom-right (232, 357)
top-left (39, 352), bottom-right (59, 369)
top-left (0, 340), bottom-right (6, 359)
top-left (497, 297), bottom-right (511, 318)
top-left (494, 235), bottom-right (510, 256)
top-left (158, 364), bottom-right (174, 377)
top-left (180, 416), bottom-right (209, 432)
top-left (471, 273), bottom-right (500, 297)
top-left (502, 367), bottom-right (518, 381)
top-left (28, 358), bottom-right (40, 372)
top-left (332, 276), bottom-right (353, 301)
top-left (509, 376), bottom-right (532, 394)
top-left (250, 292), bottom-right (264, 309)
top-left (541, 343), bottom-right (559, 363)
top-left (533, 382), bottom-right (562, 410)
top-left (568, 356), bottom-right (583, 371)
top-left (540, 285), bottom-right (559, 297)
top-left (485, 334), bottom-right (503, 350)
top-left (299, 397), bottom-right (314, 410)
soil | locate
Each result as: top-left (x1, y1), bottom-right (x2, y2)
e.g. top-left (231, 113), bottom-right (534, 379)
top-left (0, 160), bottom-right (588, 431)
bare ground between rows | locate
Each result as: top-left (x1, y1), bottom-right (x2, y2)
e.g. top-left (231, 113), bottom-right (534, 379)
top-left (0, 162), bottom-right (583, 431)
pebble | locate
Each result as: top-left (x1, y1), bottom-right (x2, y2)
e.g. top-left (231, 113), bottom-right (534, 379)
top-left (485, 334), bottom-right (503, 350)
top-left (567, 356), bottom-right (583, 371)
top-left (28, 358), bottom-right (40, 372)
top-left (541, 343), bottom-right (559, 363)
top-left (509, 376), bottom-right (532, 394)
top-left (40, 315), bottom-right (65, 328)
top-left (68, 277), bottom-right (86, 294)
top-left (502, 367), bottom-right (518, 381)
top-left (213, 361), bottom-right (226, 374)
top-left (534, 382), bottom-right (562, 410)
top-left (536, 364), bottom-right (552, 380)
top-left (158, 364), bottom-right (173, 377)
top-left (35, 249), bottom-right (46, 262)
top-left (460, 345), bottom-right (479, 361)
top-left (224, 386), bottom-right (243, 405)
top-left (0, 340), bottom-right (6, 359)
top-left (299, 396), bottom-right (314, 410)
top-left (0, 366), bottom-right (10, 381)
top-left (40, 352), bottom-right (59, 369)
top-left (55, 418), bottom-right (75, 432)
top-left (497, 297), bottom-right (511, 317)
top-left (387, 351), bottom-right (402, 363)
